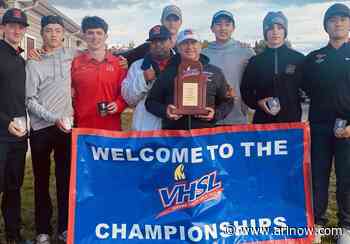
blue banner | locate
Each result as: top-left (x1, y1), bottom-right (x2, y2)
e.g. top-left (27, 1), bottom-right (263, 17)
top-left (68, 123), bottom-right (313, 244)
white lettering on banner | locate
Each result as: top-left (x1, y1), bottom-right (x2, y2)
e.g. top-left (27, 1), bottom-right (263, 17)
top-left (144, 225), bottom-right (162, 239)
top-left (91, 147), bottom-right (109, 160)
top-left (111, 224), bottom-right (127, 239)
top-left (164, 225), bottom-right (177, 240)
top-left (204, 224), bottom-right (218, 240)
top-left (240, 142), bottom-right (255, 157)
top-left (172, 148), bottom-right (189, 163)
top-left (140, 148), bottom-right (154, 162)
top-left (240, 140), bottom-right (288, 157)
top-left (192, 147), bottom-right (203, 163)
top-left (95, 223), bottom-right (110, 239)
top-left (95, 217), bottom-right (288, 241)
top-left (89, 140), bottom-right (289, 164)
top-left (188, 226), bottom-right (203, 242)
top-left (128, 224), bottom-right (144, 239)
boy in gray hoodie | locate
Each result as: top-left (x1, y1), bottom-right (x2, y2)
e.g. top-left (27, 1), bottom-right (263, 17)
top-left (202, 10), bottom-right (255, 125)
top-left (26, 15), bottom-right (74, 244)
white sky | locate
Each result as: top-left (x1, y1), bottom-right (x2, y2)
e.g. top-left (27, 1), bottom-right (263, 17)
top-left (52, 0), bottom-right (350, 53)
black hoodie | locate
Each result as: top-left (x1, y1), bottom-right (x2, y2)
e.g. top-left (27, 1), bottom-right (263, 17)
top-left (0, 40), bottom-right (26, 142)
top-left (241, 44), bottom-right (305, 124)
top-left (145, 54), bottom-right (234, 130)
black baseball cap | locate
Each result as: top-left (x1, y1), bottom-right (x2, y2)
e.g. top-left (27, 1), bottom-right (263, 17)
top-left (2, 8), bottom-right (29, 27)
top-left (324, 3), bottom-right (350, 31)
top-left (211, 10), bottom-right (235, 27)
top-left (146, 25), bottom-right (171, 41)
top-left (41, 15), bottom-right (64, 29)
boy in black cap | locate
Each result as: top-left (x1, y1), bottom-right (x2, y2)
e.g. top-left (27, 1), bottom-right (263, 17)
top-left (26, 14), bottom-right (75, 244)
top-left (122, 25), bottom-right (173, 131)
top-left (301, 3), bottom-right (350, 244)
top-left (0, 8), bottom-right (29, 244)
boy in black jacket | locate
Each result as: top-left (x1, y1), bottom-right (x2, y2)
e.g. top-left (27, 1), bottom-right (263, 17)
top-left (0, 8), bottom-right (29, 244)
top-left (240, 11), bottom-right (304, 124)
top-left (302, 4), bottom-right (350, 244)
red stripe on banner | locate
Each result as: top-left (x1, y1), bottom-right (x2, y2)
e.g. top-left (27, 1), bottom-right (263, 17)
top-left (302, 124), bottom-right (315, 243)
top-left (67, 130), bottom-right (79, 244)
top-left (71, 122), bottom-right (308, 139)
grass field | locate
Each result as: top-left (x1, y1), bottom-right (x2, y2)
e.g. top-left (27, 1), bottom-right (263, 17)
top-left (0, 111), bottom-right (340, 243)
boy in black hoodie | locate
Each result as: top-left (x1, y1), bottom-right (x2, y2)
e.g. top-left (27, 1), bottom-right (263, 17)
top-left (0, 8), bottom-right (29, 244)
top-left (240, 11), bottom-right (304, 124)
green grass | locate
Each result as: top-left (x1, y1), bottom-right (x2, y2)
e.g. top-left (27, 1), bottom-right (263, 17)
top-left (0, 112), bottom-right (339, 243)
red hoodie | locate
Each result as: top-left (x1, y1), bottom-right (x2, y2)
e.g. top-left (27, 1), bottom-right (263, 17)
top-left (71, 51), bottom-right (127, 130)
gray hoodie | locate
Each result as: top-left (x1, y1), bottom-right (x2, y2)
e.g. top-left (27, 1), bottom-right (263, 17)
top-left (26, 48), bottom-right (76, 131)
top-left (202, 39), bottom-right (255, 124)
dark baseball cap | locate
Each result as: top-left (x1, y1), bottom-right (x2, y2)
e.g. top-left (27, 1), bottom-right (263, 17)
top-left (211, 10), bottom-right (235, 27)
top-left (324, 3), bottom-right (350, 31)
top-left (2, 8), bottom-right (29, 27)
top-left (41, 15), bottom-right (64, 29)
top-left (146, 25), bottom-right (171, 41)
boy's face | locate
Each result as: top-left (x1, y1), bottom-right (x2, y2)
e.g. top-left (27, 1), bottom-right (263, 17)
top-left (211, 16), bottom-right (235, 43)
top-left (163, 15), bottom-right (182, 36)
top-left (42, 23), bottom-right (65, 49)
top-left (84, 28), bottom-right (107, 51)
top-left (326, 15), bottom-right (350, 40)
top-left (3, 22), bottom-right (26, 46)
top-left (266, 23), bottom-right (285, 47)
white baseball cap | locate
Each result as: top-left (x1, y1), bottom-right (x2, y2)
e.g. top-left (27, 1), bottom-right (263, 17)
top-left (176, 29), bottom-right (200, 45)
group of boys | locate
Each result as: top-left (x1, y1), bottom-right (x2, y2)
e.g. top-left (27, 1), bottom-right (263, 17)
top-left (0, 2), bottom-right (350, 244)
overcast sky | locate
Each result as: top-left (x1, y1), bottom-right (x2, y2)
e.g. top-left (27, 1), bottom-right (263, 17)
top-left (51, 0), bottom-right (350, 53)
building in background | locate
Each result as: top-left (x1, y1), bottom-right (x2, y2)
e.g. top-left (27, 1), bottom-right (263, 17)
top-left (0, 0), bottom-right (84, 58)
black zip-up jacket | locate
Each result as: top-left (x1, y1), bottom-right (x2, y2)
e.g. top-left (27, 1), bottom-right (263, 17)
top-left (0, 40), bottom-right (26, 142)
top-left (302, 42), bottom-right (350, 123)
top-left (145, 54), bottom-right (234, 130)
top-left (240, 44), bottom-right (305, 124)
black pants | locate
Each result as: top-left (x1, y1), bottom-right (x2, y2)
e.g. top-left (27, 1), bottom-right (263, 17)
top-left (0, 140), bottom-right (27, 239)
top-left (30, 126), bottom-right (71, 235)
top-left (311, 123), bottom-right (350, 229)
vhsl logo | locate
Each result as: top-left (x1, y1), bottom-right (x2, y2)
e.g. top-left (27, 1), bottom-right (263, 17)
top-left (157, 169), bottom-right (223, 218)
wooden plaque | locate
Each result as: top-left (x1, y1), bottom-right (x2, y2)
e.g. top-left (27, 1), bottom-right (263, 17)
top-left (173, 60), bottom-right (208, 115)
